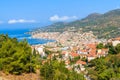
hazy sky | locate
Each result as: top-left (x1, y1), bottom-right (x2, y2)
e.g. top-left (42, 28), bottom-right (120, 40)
top-left (0, 0), bottom-right (120, 29)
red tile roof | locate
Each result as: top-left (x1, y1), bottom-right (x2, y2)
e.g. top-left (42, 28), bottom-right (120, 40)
top-left (89, 49), bottom-right (96, 55)
top-left (81, 49), bottom-right (88, 52)
top-left (62, 51), bottom-right (67, 55)
top-left (87, 43), bottom-right (96, 49)
top-left (87, 49), bottom-right (97, 57)
top-left (76, 60), bottom-right (86, 65)
top-left (87, 54), bottom-right (96, 57)
top-left (70, 53), bottom-right (79, 57)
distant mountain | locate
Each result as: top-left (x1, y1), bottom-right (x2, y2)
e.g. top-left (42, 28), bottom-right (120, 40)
top-left (33, 9), bottom-right (120, 39)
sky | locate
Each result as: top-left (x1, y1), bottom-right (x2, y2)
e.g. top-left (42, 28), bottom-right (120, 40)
top-left (0, 0), bottom-right (120, 30)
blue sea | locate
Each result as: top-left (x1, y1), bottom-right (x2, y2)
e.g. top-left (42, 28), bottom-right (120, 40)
top-left (0, 29), bottom-right (54, 45)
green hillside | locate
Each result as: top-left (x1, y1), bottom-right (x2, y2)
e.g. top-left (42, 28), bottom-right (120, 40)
top-left (34, 9), bottom-right (120, 39)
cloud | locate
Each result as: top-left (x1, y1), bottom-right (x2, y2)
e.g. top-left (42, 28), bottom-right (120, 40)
top-left (8, 19), bottom-right (36, 24)
top-left (49, 15), bottom-right (78, 21)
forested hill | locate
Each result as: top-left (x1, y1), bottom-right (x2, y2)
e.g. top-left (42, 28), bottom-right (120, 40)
top-left (33, 9), bottom-right (120, 39)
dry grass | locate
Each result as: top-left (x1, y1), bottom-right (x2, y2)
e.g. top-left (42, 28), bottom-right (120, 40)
top-left (0, 70), bottom-right (41, 80)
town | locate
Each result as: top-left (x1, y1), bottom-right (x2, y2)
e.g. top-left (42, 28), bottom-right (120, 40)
top-left (31, 30), bottom-right (120, 79)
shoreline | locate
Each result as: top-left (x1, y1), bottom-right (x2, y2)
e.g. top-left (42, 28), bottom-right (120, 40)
top-left (30, 31), bottom-right (106, 47)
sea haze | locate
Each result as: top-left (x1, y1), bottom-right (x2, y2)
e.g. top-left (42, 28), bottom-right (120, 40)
top-left (0, 29), bottom-right (54, 45)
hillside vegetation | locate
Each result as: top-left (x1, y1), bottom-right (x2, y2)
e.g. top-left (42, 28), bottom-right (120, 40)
top-left (33, 9), bottom-right (120, 39)
top-left (87, 43), bottom-right (120, 80)
top-left (0, 34), bottom-right (85, 80)
top-left (0, 34), bottom-right (35, 75)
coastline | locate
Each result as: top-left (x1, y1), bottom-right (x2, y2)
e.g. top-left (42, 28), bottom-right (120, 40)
top-left (0, 29), bottom-right (55, 46)
top-left (30, 31), bottom-right (105, 47)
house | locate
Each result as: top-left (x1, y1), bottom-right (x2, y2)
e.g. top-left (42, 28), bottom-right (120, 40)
top-left (79, 54), bottom-right (87, 58)
top-left (33, 45), bottom-right (47, 57)
top-left (70, 52), bottom-right (79, 59)
top-left (111, 37), bottom-right (120, 46)
top-left (108, 37), bottom-right (120, 46)
top-left (65, 65), bottom-right (72, 71)
top-left (61, 51), bottom-right (69, 60)
top-left (76, 60), bottom-right (86, 65)
top-left (77, 49), bottom-right (88, 54)
top-left (37, 47), bottom-right (46, 57)
top-left (62, 51), bottom-right (69, 57)
top-left (87, 54), bottom-right (96, 62)
top-left (86, 43), bottom-right (97, 49)
top-left (97, 49), bottom-right (108, 58)
top-left (65, 60), bottom-right (70, 65)
top-left (87, 49), bottom-right (97, 62)
top-left (74, 60), bottom-right (86, 72)
top-left (61, 47), bottom-right (69, 51)
top-left (31, 45), bottom-right (46, 57)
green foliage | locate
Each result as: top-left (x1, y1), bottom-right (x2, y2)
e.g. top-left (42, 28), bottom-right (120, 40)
top-left (44, 48), bottom-right (52, 55)
top-left (106, 43), bottom-right (120, 54)
top-left (115, 43), bottom-right (120, 54)
top-left (96, 43), bottom-right (104, 49)
top-left (0, 34), bottom-right (35, 75)
top-left (108, 44), bottom-right (117, 54)
top-left (33, 48), bottom-right (37, 56)
top-left (88, 54), bottom-right (120, 80)
top-left (81, 57), bottom-right (87, 62)
top-left (70, 56), bottom-right (80, 65)
top-left (40, 60), bottom-right (85, 80)
top-left (98, 68), bottom-right (115, 80)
